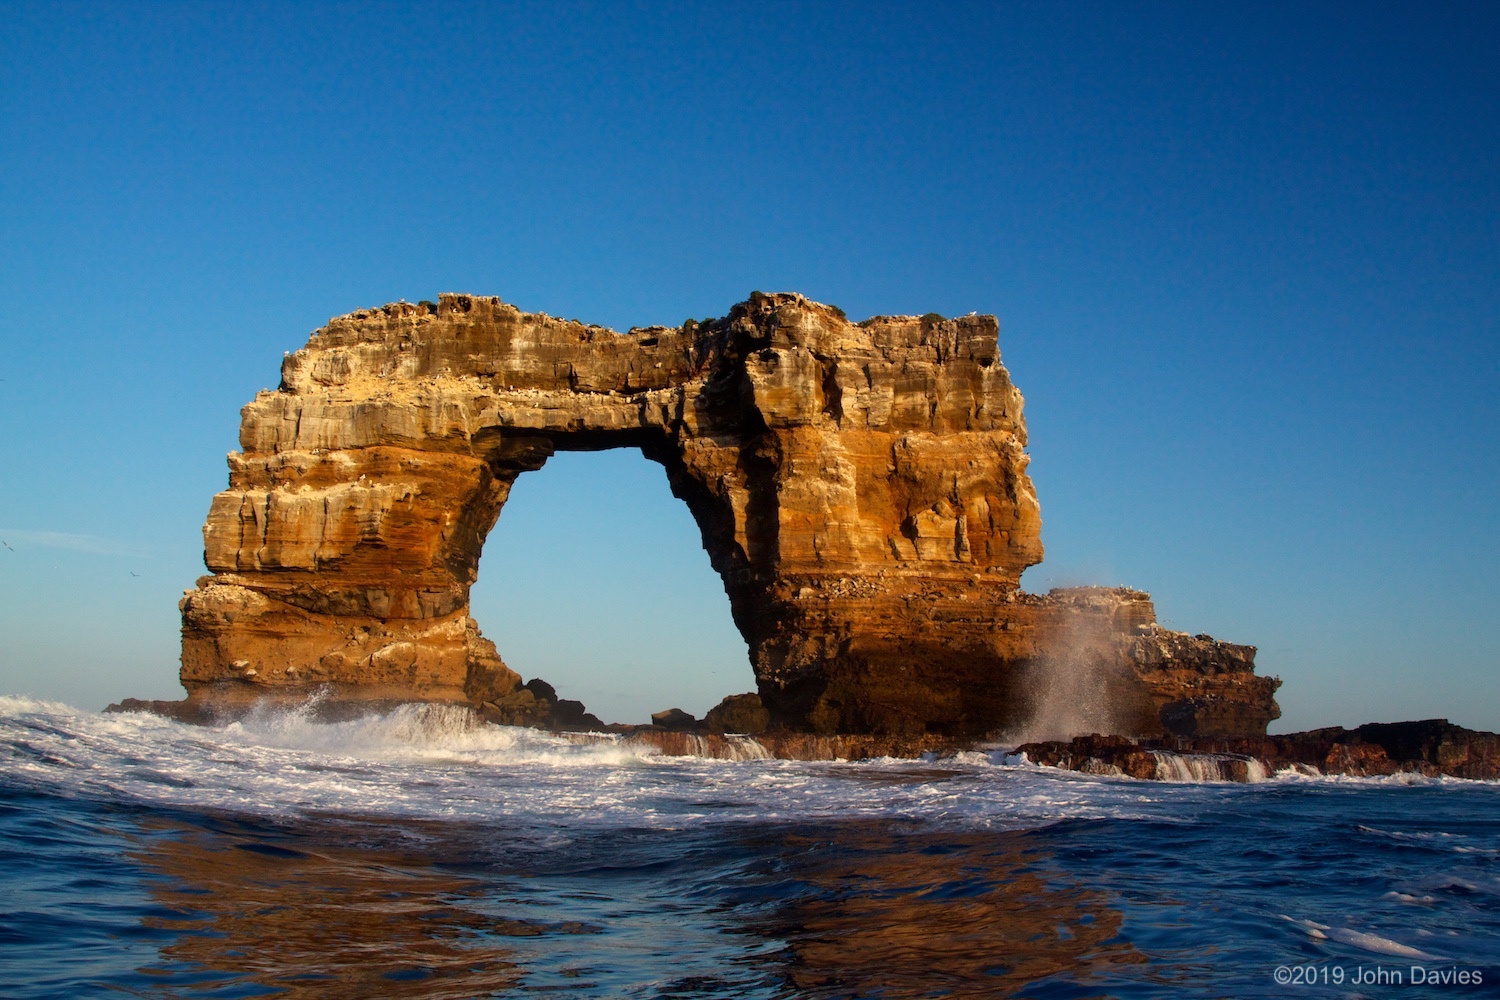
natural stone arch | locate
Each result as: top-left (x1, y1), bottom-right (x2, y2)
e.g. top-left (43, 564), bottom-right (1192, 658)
top-left (181, 292), bottom-right (1280, 737)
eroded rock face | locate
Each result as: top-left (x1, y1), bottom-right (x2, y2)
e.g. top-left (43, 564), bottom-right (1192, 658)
top-left (181, 292), bottom-right (1279, 737)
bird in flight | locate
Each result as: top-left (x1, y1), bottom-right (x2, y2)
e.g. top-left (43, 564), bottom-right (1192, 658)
top-left (1, 540), bottom-right (12, 552)
top-left (130, 571), bottom-right (140, 577)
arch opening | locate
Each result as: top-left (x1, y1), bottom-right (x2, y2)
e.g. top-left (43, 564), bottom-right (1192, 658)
top-left (180, 292), bottom-right (1280, 740)
top-left (469, 448), bottom-right (754, 726)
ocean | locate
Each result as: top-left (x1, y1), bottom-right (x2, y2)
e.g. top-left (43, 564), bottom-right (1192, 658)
top-left (2, 695), bottom-right (1497, 998)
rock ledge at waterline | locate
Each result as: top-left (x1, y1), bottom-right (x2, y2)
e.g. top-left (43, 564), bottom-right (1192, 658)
top-left (583, 715), bottom-right (1500, 780)
top-left (104, 697), bottom-right (1500, 783)
top-left (173, 292), bottom-right (1280, 738)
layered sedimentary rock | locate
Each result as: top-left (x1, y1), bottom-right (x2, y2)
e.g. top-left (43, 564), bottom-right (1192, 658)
top-left (181, 292), bottom-right (1279, 737)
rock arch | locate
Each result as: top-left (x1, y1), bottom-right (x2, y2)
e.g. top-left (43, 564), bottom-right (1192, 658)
top-left (181, 292), bottom-right (1279, 737)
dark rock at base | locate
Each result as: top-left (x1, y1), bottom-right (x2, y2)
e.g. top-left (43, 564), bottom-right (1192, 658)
top-left (703, 693), bottom-right (771, 735)
top-left (1322, 741), bottom-right (1400, 777)
top-left (1350, 719), bottom-right (1500, 778)
top-left (756, 731), bottom-right (965, 761)
top-left (479, 685), bottom-right (606, 732)
top-left (105, 697), bottom-right (218, 726)
top-left (104, 689), bottom-right (467, 725)
top-left (523, 678), bottom-right (558, 703)
top-left (650, 708), bottom-right (699, 732)
top-left (104, 691), bottom-right (1495, 781)
top-left (550, 698), bottom-right (605, 731)
top-left (1015, 734), bottom-right (1163, 780)
top-left (610, 729), bottom-right (966, 762)
top-left (479, 687), bottom-right (546, 727)
top-left (1017, 718), bottom-right (1500, 781)
top-left (108, 681), bottom-right (610, 734)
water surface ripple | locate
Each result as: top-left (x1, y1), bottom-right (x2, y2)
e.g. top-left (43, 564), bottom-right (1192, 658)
top-left (2, 696), bottom-right (1496, 997)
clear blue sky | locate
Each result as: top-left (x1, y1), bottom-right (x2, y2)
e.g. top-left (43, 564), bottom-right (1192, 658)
top-left (1, 1), bottom-right (1494, 731)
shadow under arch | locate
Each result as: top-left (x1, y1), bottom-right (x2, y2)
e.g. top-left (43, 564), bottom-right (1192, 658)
top-left (468, 445), bottom-right (754, 725)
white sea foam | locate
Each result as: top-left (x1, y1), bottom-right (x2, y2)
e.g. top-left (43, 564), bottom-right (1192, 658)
top-left (1325, 928), bottom-right (1443, 961)
top-left (1358, 825), bottom-right (1455, 842)
top-left (1282, 916), bottom-right (1445, 960)
top-left (8, 695), bottom-right (1491, 838)
top-left (0, 694), bottom-right (85, 716)
top-left (1275, 767), bottom-right (1463, 787)
top-left (1148, 751), bottom-right (1269, 783)
top-left (1357, 825), bottom-right (1500, 860)
top-left (0, 696), bottom-right (1273, 831)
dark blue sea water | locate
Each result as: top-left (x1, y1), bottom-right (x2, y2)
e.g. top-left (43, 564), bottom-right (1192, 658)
top-left (2, 696), bottom-right (1497, 998)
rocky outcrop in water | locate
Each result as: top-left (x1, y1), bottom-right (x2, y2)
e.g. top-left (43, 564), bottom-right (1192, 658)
top-left (1017, 719), bottom-right (1500, 781)
top-left (179, 292), bottom-right (1280, 737)
top-left (702, 693), bottom-right (772, 735)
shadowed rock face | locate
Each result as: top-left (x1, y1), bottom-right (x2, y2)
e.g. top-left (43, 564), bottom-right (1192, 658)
top-left (181, 292), bottom-right (1279, 737)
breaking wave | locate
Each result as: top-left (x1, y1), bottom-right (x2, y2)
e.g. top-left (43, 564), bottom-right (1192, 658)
top-left (4, 694), bottom-right (1500, 999)
top-left (1, 695), bottom-right (1297, 833)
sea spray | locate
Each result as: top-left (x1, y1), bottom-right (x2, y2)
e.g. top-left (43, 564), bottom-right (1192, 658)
top-left (620, 731), bottom-right (776, 761)
top-left (222, 698), bottom-right (497, 754)
top-left (1009, 606), bottom-right (1127, 743)
top-left (2, 696), bottom-right (1248, 831)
